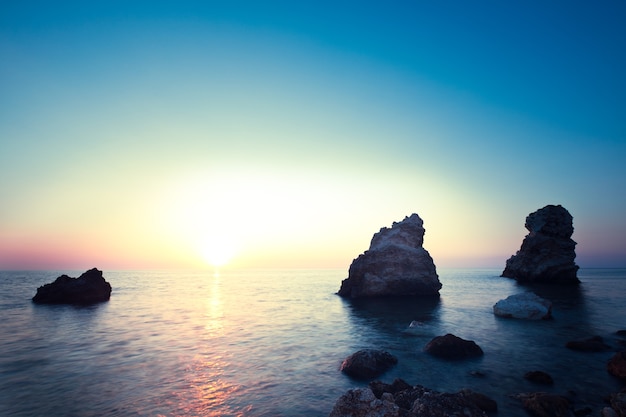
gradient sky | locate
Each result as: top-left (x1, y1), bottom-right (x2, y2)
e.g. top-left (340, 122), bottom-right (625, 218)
top-left (1, 1), bottom-right (625, 270)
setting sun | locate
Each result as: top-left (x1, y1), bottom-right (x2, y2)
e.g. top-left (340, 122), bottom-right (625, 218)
top-left (200, 236), bottom-right (237, 267)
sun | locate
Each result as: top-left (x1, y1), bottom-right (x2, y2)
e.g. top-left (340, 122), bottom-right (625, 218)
top-left (200, 236), bottom-right (237, 268)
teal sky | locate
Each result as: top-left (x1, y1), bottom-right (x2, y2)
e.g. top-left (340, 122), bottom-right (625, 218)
top-left (1, 1), bottom-right (625, 270)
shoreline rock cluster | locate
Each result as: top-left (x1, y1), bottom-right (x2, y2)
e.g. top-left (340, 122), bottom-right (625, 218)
top-left (331, 207), bottom-right (625, 416)
top-left (333, 331), bottom-right (626, 416)
top-left (329, 378), bottom-right (496, 417)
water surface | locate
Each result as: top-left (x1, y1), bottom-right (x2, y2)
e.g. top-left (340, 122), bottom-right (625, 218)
top-left (1, 268), bottom-right (624, 416)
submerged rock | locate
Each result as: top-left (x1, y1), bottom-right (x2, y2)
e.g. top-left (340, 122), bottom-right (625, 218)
top-left (502, 204), bottom-right (580, 284)
top-left (338, 214), bottom-right (441, 298)
top-left (524, 371), bottom-right (554, 385)
top-left (329, 378), bottom-right (494, 417)
top-left (32, 268), bottom-right (112, 304)
top-left (424, 333), bottom-right (484, 360)
top-left (493, 292), bottom-right (553, 320)
top-left (566, 336), bottom-right (612, 352)
top-left (340, 349), bottom-right (398, 380)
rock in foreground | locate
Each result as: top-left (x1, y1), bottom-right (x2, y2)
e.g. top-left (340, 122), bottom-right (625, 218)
top-left (512, 392), bottom-right (572, 417)
top-left (338, 214), bottom-right (441, 298)
top-left (32, 268), bottom-right (112, 304)
top-left (502, 204), bottom-right (580, 284)
top-left (329, 378), bottom-right (494, 417)
top-left (493, 292), bottom-right (552, 320)
top-left (340, 349), bottom-right (398, 380)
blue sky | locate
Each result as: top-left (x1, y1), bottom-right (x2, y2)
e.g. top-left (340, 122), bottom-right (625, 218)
top-left (1, 1), bottom-right (625, 269)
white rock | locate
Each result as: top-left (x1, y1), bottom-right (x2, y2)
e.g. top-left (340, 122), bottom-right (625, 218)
top-left (493, 292), bottom-right (552, 320)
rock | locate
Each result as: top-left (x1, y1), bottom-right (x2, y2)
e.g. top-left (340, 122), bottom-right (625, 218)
top-left (566, 336), bottom-right (612, 352)
top-left (602, 407), bottom-right (619, 417)
top-left (493, 292), bottom-right (553, 320)
top-left (338, 214), bottom-right (441, 298)
top-left (424, 333), bottom-right (484, 360)
top-left (502, 204), bottom-right (580, 284)
top-left (524, 371), bottom-right (554, 385)
top-left (609, 391), bottom-right (626, 417)
top-left (513, 392), bottom-right (573, 417)
top-left (329, 379), bottom-right (494, 417)
top-left (459, 389), bottom-right (498, 413)
top-left (32, 268), bottom-right (112, 304)
top-left (608, 351), bottom-right (626, 380)
top-left (340, 349), bottom-right (398, 380)
top-left (616, 330), bottom-right (626, 338)
top-left (328, 387), bottom-right (400, 417)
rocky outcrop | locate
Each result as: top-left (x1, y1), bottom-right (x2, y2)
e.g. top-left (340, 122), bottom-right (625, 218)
top-left (502, 204), bottom-right (580, 284)
top-left (493, 292), bottom-right (553, 320)
top-left (32, 268), bottom-right (112, 304)
top-left (340, 349), bottom-right (398, 380)
top-left (424, 334), bottom-right (484, 360)
top-left (608, 351), bottom-right (626, 380)
top-left (338, 214), bottom-right (441, 298)
top-left (329, 378), bottom-right (495, 417)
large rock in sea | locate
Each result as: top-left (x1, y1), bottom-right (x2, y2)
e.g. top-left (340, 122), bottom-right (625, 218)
top-left (493, 292), bottom-right (552, 320)
top-left (337, 214), bottom-right (441, 298)
top-left (32, 268), bottom-right (112, 304)
top-left (502, 204), bottom-right (580, 284)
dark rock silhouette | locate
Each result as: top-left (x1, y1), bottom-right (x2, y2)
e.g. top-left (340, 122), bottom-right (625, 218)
top-left (338, 214), bottom-right (441, 298)
top-left (32, 268), bottom-right (112, 304)
top-left (524, 370), bottom-right (554, 385)
top-left (512, 392), bottom-right (572, 417)
top-left (340, 349), bottom-right (398, 380)
top-left (566, 336), bottom-right (612, 352)
top-left (329, 378), bottom-right (495, 417)
top-left (502, 204), bottom-right (580, 284)
top-left (608, 351), bottom-right (626, 380)
top-left (424, 333), bottom-right (484, 360)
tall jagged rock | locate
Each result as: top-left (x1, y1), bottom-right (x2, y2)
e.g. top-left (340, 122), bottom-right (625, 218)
top-left (502, 205), bottom-right (579, 284)
top-left (338, 214), bottom-right (441, 298)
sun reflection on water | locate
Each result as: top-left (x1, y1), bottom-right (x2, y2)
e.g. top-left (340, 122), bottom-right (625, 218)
top-left (204, 273), bottom-right (224, 336)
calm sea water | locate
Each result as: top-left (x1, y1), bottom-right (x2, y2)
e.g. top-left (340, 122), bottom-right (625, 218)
top-left (1, 268), bottom-right (624, 416)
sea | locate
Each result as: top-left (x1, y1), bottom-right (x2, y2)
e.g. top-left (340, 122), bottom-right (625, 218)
top-left (0, 268), bottom-right (624, 417)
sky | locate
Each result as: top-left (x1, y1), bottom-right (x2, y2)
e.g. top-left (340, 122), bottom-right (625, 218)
top-left (1, 1), bottom-right (625, 270)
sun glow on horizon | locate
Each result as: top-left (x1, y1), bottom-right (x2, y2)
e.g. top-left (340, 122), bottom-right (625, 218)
top-left (200, 235), bottom-right (238, 267)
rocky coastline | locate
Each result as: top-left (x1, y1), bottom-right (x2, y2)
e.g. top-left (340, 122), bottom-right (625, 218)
top-left (331, 210), bottom-right (625, 416)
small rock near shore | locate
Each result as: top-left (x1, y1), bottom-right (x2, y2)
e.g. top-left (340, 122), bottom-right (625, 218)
top-left (513, 392), bottom-right (572, 417)
top-left (524, 371), bottom-right (554, 385)
top-left (566, 336), bottom-right (612, 352)
top-left (493, 292), bottom-right (552, 320)
top-left (607, 351), bottom-right (626, 380)
top-left (424, 333), bottom-right (484, 360)
top-left (340, 349), bottom-right (398, 380)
